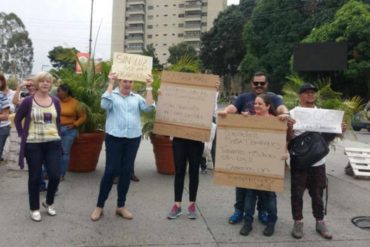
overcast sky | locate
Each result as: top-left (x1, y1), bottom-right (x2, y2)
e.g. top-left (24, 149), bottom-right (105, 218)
top-left (0, 0), bottom-right (240, 74)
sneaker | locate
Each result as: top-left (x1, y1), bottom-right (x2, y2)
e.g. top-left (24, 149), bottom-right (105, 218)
top-left (258, 211), bottom-right (269, 225)
top-left (42, 202), bottom-right (56, 216)
top-left (167, 204), bottom-right (182, 219)
top-left (292, 221), bottom-right (304, 239)
top-left (228, 210), bottom-right (243, 224)
top-left (263, 222), bottom-right (275, 236)
top-left (240, 222), bottom-right (252, 236)
top-left (188, 203), bottom-right (197, 219)
top-left (316, 221), bottom-right (332, 239)
top-left (30, 210), bottom-right (42, 222)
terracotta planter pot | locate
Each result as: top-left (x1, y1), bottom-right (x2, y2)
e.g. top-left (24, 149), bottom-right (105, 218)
top-left (68, 131), bottom-right (105, 172)
top-left (150, 133), bottom-right (175, 175)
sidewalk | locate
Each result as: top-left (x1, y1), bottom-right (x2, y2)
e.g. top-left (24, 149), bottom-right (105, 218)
top-left (0, 138), bottom-right (369, 247)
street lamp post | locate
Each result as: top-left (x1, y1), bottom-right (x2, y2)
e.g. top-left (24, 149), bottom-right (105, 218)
top-left (88, 0), bottom-right (94, 58)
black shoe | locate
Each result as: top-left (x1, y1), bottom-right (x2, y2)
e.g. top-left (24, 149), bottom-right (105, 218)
top-left (200, 157), bottom-right (207, 171)
top-left (240, 222), bottom-right (252, 236)
top-left (263, 223), bottom-right (275, 236)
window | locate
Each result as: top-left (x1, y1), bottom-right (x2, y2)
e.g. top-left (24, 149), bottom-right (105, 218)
top-left (163, 53), bottom-right (167, 56)
top-left (147, 35), bottom-right (152, 39)
top-left (148, 6), bottom-right (153, 10)
top-left (164, 14), bottom-right (168, 17)
top-left (164, 24), bottom-right (168, 27)
top-left (178, 14), bottom-right (184, 18)
top-left (178, 33), bottom-right (184, 37)
top-left (148, 15), bottom-right (153, 20)
top-left (179, 4), bottom-right (184, 8)
top-left (163, 43), bottom-right (167, 46)
top-left (147, 25), bottom-right (153, 29)
top-left (163, 34), bottom-right (167, 36)
top-left (178, 23), bottom-right (184, 27)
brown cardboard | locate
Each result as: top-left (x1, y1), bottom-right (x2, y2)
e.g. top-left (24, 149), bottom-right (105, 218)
top-left (153, 71), bottom-right (218, 142)
top-left (214, 114), bottom-right (287, 192)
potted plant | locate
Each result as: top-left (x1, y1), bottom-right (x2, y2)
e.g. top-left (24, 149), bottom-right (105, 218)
top-left (52, 59), bottom-right (110, 172)
top-left (141, 56), bottom-right (201, 175)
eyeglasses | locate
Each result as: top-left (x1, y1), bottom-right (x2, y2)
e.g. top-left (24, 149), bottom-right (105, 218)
top-left (252, 81), bottom-right (267, 87)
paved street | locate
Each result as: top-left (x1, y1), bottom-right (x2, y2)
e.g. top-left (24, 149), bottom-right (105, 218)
top-left (0, 132), bottom-right (370, 247)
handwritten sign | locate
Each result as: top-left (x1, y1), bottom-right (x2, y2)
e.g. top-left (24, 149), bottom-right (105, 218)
top-left (290, 107), bottom-right (344, 133)
top-left (214, 114), bottom-right (287, 192)
top-left (111, 52), bottom-right (153, 82)
top-left (153, 71), bottom-right (218, 142)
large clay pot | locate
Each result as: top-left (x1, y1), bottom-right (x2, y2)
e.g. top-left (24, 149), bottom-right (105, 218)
top-left (68, 131), bottom-right (105, 172)
top-left (150, 134), bottom-right (175, 175)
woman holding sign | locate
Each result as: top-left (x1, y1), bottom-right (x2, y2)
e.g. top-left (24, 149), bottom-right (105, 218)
top-left (90, 72), bottom-right (154, 221)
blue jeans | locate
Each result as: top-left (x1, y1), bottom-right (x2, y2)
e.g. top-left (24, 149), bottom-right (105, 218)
top-left (96, 134), bottom-right (141, 208)
top-left (60, 126), bottom-right (78, 176)
top-left (0, 125), bottom-right (11, 159)
top-left (235, 187), bottom-right (267, 213)
top-left (25, 141), bottom-right (62, 210)
top-left (243, 189), bottom-right (277, 224)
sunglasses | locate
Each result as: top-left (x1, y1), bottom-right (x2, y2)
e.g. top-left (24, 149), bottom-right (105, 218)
top-left (252, 81), bottom-right (267, 87)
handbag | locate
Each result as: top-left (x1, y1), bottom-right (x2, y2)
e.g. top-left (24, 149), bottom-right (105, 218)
top-left (288, 132), bottom-right (329, 169)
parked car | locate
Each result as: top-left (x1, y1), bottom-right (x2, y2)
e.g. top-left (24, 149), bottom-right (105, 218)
top-left (351, 110), bottom-right (370, 131)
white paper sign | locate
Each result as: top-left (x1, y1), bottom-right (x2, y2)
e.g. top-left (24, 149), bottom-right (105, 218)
top-left (290, 107), bottom-right (344, 133)
top-left (111, 52), bottom-right (153, 82)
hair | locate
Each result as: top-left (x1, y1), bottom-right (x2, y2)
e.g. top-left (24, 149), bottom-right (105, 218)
top-left (33, 71), bottom-right (54, 89)
top-left (251, 71), bottom-right (268, 83)
top-left (57, 83), bottom-right (74, 97)
top-left (256, 93), bottom-right (276, 116)
top-left (0, 73), bottom-right (7, 91)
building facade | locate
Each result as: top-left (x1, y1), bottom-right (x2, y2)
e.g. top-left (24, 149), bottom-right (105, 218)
top-left (111, 0), bottom-right (227, 64)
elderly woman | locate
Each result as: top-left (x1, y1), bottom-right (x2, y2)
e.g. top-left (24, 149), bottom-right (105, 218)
top-left (90, 72), bottom-right (154, 221)
top-left (15, 71), bottom-right (62, 222)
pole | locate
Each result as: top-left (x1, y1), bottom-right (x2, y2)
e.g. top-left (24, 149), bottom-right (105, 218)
top-left (88, 0), bottom-right (94, 58)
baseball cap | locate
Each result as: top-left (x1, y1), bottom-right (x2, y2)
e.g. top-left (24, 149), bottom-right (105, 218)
top-left (299, 83), bottom-right (318, 94)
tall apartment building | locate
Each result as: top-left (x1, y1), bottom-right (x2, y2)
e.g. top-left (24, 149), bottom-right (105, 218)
top-left (111, 0), bottom-right (227, 64)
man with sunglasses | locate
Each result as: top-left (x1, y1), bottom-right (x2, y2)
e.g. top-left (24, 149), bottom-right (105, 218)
top-left (218, 71), bottom-right (289, 236)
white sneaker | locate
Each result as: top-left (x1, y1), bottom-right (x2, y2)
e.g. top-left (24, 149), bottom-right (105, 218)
top-left (30, 210), bottom-right (42, 222)
top-left (42, 202), bottom-right (56, 216)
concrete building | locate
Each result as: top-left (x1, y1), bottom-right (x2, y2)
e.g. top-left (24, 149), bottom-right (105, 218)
top-left (111, 0), bottom-right (227, 64)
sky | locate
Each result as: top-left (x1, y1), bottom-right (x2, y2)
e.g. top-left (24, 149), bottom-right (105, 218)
top-left (1, 0), bottom-right (240, 74)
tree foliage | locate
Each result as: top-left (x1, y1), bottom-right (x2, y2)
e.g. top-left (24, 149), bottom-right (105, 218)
top-left (200, 3), bottom-right (254, 76)
top-left (240, 0), bottom-right (346, 92)
top-left (142, 44), bottom-right (162, 70)
top-left (167, 42), bottom-right (198, 65)
top-left (48, 46), bottom-right (79, 71)
top-left (303, 0), bottom-right (370, 99)
top-left (0, 12), bottom-right (33, 78)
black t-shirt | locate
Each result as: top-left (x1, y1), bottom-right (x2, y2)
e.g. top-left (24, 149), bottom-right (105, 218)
top-left (233, 92), bottom-right (283, 115)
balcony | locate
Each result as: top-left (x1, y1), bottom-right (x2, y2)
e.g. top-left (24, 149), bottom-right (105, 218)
top-left (126, 36), bottom-right (144, 42)
top-left (184, 23), bottom-right (201, 31)
top-left (126, 26), bottom-right (144, 34)
top-left (126, 16), bottom-right (145, 24)
top-left (184, 13), bottom-right (202, 21)
top-left (184, 34), bottom-right (201, 41)
top-left (127, 0), bottom-right (145, 5)
top-left (185, 3), bottom-right (202, 11)
top-left (127, 6), bottom-right (145, 15)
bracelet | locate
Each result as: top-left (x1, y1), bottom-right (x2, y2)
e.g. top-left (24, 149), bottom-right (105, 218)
top-left (146, 87), bottom-right (153, 91)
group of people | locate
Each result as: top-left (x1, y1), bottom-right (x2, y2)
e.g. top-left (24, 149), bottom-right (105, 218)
top-left (1, 69), bottom-right (344, 241)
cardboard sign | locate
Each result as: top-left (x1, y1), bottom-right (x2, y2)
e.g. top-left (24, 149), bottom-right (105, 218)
top-left (111, 52), bottom-right (153, 82)
top-left (153, 71), bottom-right (218, 142)
top-left (290, 107), bottom-right (344, 133)
top-left (214, 114), bottom-right (287, 192)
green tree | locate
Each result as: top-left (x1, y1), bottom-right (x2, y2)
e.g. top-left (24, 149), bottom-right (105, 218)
top-left (142, 44), bottom-right (162, 70)
top-left (0, 12), bottom-right (33, 78)
top-left (241, 0), bottom-right (346, 92)
top-left (303, 0), bottom-right (370, 99)
top-left (48, 46), bottom-right (79, 71)
top-left (200, 3), bottom-right (254, 76)
top-left (167, 42), bottom-right (198, 65)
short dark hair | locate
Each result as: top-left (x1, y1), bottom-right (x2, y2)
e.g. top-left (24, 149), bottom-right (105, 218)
top-left (57, 83), bottom-right (74, 97)
top-left (251, 71), bottom-right (268, 83)
top-left (0, 73), bottom-right (7, 91)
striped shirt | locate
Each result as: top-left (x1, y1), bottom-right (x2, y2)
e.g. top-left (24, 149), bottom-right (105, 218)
top-left (0, 91), bottom-right (10, 128)
top-left (101, 88), bottom-right (154, 138)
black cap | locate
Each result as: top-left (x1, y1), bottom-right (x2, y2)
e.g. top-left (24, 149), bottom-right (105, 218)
top-left (299, 83), bottom-right (318, 94)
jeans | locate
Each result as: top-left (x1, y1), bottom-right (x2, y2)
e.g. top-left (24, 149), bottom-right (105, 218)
top-left (0, 125), bottom-right (11, 159)
top-left (96, 134), bottom-right (141, 208)
top-left (25, 141), bottom-right (62, 210)
top-left (60, 126), bottom-right (78, 176)
top-left (173, 138), bottom-right (204, 202)
top-left (243, 189), bottom-right (277, 224)
top-left (234, 187), bottom-right (266, 213)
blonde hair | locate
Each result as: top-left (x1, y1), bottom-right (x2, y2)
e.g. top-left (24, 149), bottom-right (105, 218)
top-left (33, 71), bottom-right (54, 90)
